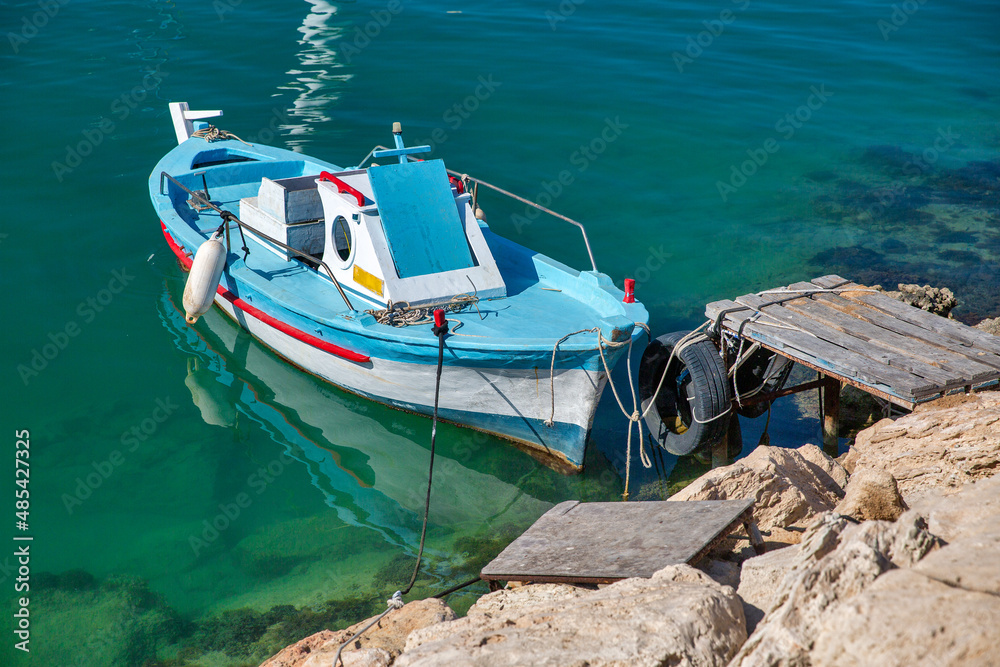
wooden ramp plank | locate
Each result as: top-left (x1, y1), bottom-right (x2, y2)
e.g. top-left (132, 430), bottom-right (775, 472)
top-left (780, 283), bottom-right (1000, 384)
top-left (783, 285), bottom-right (1000, 375)
top-left (727, 295), bottom-right (940, 397)
top-left (705, 299), bottom-right (940, 409)
top-left (736, 293), bottom-right (962, 388)
top-left (811, 275), bottom-right (1000, 356)
top-left (480, 499), bottom-right (754, 584)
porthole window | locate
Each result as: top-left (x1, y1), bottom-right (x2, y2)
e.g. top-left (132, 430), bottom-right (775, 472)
top-left (332, 215), bottom-right (352, 263)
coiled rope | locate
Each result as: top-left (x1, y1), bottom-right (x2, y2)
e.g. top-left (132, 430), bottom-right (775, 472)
top-left (191, 124), bottom-right (250, 145)
top-left (366, 294), bottom-right (480, 328)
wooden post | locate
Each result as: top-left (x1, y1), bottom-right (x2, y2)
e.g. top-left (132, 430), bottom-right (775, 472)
top-left (712, 425), bottom-right (729, 468)
top-left (822, 376), bottom-right (841, 456)
top-left (743, 520), bottom-right (766, 555)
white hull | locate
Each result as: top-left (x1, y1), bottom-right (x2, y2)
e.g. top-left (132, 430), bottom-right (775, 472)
top-left (216, 296), bottom-right (607, 470)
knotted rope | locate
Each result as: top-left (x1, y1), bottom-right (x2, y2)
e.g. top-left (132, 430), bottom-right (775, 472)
top-left (191, 124), bottom-right (250, 145)
top-left (544, 321), bottom-right (731, 500)
top-left (543, 323), bottom-right (653, 500)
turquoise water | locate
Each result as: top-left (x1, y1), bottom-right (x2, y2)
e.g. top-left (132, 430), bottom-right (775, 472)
top-left (2, 0), bottom-right (997, 664)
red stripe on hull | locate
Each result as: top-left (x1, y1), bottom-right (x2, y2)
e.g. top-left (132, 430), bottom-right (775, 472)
top-left (160, 222), bottom-right (370, 364)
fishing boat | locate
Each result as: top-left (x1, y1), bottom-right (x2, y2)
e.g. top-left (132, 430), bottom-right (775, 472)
top-left (149, 102), bottom-right (648, 472)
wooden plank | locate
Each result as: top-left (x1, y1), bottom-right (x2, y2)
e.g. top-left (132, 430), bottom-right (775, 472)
top-left (715, 310), bottom-right (934, 398)
top-left (480, 499), bottom-right (754, 583)
top-left (783, 284), bottom-right (1000, 375)
top-left (706, 299), bottom-right (751, 325)
top-left (780, 283), bottom-right (1000, 384)
top-left (720, 323), bottom-right (920, 409)
top-left (736, 293), bottom-right (954, 392)
top-left (811, 276), bottom-right (1000, 356)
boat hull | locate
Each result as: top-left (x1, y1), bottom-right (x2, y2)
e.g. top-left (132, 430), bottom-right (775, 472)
top-left (163, 225), bottom-right (612, 471)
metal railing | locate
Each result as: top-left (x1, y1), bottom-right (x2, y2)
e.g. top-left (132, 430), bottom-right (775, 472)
top-left (159, 171), bottom-right (354, 311)
top-left (360, 146), bottom-right (599, 273)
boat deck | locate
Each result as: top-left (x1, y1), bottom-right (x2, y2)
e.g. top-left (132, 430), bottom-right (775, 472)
top-left (174, 181), bottom-right (640, 351)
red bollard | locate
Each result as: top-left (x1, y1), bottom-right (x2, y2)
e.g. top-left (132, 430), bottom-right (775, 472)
top-left (623, 278), bottom-right (635, 303)
top-left (432, 308), bottom-right (449, 337)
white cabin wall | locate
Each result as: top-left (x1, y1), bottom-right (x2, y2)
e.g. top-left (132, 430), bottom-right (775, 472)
top-left (317, 182), bottom-right (389, 307)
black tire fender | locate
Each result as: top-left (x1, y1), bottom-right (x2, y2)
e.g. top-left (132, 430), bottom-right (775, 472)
top-left (733, 346), bottom-right (793, 418)
top-left (639, 330), bottom-right (733, 456)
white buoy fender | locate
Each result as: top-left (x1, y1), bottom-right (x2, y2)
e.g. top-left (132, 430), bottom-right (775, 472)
top-left (183, 234), bottom-right (226, 324)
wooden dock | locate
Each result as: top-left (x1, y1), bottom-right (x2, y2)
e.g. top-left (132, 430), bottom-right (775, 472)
top-left (707, 274), bottom-right (1000, 448)
top-left (480, 499), bottom-right (760, 586)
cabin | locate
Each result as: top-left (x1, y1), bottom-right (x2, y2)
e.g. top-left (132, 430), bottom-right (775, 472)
top-left (238, 141), bottom-right (506, 309)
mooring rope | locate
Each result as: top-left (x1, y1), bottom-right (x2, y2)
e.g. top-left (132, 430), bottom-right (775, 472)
top-left (333, 592), bottom-right (404, 667)
top-left (191, 124), bottom-right (251, 145)
top-left (636, 323), bottom-right (716, 425)
top-left (333, 313), bottom-right (450, 667)
top-left (543, 322), bottom-right (663, 501)
top-left (543, 328), bottom-right (600, 429)
top-left (604, 322), bottom-right (740, 497)
top-left (594, 327), bottom-right (650, 500)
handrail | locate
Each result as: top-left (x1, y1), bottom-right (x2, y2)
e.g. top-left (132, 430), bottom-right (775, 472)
top-left (360, 145), bottom-right (598, 273)
top-left (456, 171), bottom-right (598, 273)
top-left (319, 171), bottom-right (366, 207)
top-left (159, 171), bottom-right (355, 311)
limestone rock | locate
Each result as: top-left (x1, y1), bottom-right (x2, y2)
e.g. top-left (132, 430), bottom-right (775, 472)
top-left (802, 475), bottom-right (1000, 666)
top-left (669, 444), bottom-right (847, 533)
top-left (879, 283), bottom-right (957, 317)
top-left (736, 545), bottom-right (800, 634)
top-left (397, 564), bottom-right (746, 667)
top-left (834, 468), bottom-right (908, 521)
top-left (259, 598), bottom-right (455, 667)
top-left (735, 475), bottom-right (1000, 667)
top-left (844, 392), bottom-right (1000, 503)
top-left (910, 470), bottom-right (1000, 543)
top-left (796, 441), bottom-right (850, 490)
top-left (976, 316), bottom-right (1000, 336)
top-left (696, 558), bottom-right (741, 590)
top-left (730, 513), bottom-right (941, 667)
top-left (906, 473), bottom-right (1000, 593)
top-left (466, 583), bottom-right (590, 618)
top-left (810, 569), bottom-right (1000, 667)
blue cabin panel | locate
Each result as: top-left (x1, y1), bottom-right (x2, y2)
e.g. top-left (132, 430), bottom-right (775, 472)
top-left (368, 160), bottom-right (475, 279)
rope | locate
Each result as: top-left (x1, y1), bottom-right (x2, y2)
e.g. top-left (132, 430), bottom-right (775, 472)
top-left (333, 592), bottom-right (404, 667)
top-left (191, 124), bottom-right (250, 145)
top-left (433, 576), bottom-right (483, 599)
top-left (332, 316), bottom-right (449, 667)
top-left (366, 294), bottom-right (479, 328)
top-left (400, 319), bottom-right (447, 596)
top-left (638, 323), bottom-right (713, 423)
top-left (594, 328), bottom-right (650, 500)
top-left (541, 324), bottom-right (650, 500)
top-left (541, 322), bottom-right (726, 500)
top-left (756, 287), bottom-right (878, 296)
top-left (543, 328), bottom-right (600, 428)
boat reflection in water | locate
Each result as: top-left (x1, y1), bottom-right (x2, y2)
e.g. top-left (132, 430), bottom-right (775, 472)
top-left (157, 285), bottom-right (555, 589)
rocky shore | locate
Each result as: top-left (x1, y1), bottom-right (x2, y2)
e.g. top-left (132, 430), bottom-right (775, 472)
top-left (262, 388), bottom-right (1000, 667)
